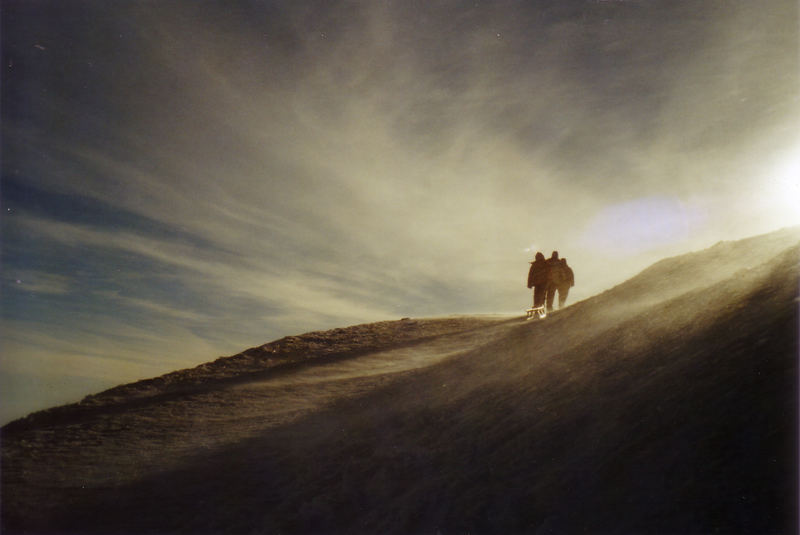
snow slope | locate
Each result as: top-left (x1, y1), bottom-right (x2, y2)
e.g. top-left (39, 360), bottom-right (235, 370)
top-left (2, 227), bottom-right (798, 534)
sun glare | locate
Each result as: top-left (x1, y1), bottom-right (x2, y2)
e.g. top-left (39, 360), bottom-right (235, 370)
top-left (762, 146), bottom-right (800, 228)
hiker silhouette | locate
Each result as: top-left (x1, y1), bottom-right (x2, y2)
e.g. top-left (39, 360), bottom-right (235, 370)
top-left (545, 251), bottom-right (563, 312)
top-left (526, 252), bottom-right (548, 308)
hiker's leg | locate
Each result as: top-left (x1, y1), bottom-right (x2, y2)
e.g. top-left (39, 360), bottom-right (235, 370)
top-left (558, 286), bottom-right (569, 308)
top-left (545, 284), bottom-right (555, 312)
top-left (534, 285), bottom-right (546, 307)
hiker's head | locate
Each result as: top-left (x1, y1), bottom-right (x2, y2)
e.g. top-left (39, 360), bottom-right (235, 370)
top-left (535, 252), bottom-right (545, 261)
top-left (560, 258), bottom-right (567, 265)
top-left (551, 251), bottom-right (559, 260)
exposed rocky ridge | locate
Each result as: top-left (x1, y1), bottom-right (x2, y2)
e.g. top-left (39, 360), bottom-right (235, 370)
top-left (2, 316), bottom-right (508, 434)
top-left (81, 316), bottom-right (503, 401)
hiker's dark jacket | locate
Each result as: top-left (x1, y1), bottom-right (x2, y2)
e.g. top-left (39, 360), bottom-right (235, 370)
top-left (527, 259), bottom-right (548, 288)
top-left (546, 258), bottom-right (565, 286)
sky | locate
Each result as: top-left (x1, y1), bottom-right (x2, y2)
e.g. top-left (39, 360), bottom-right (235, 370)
top-left (2, 0), bottom-right (799, 424)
